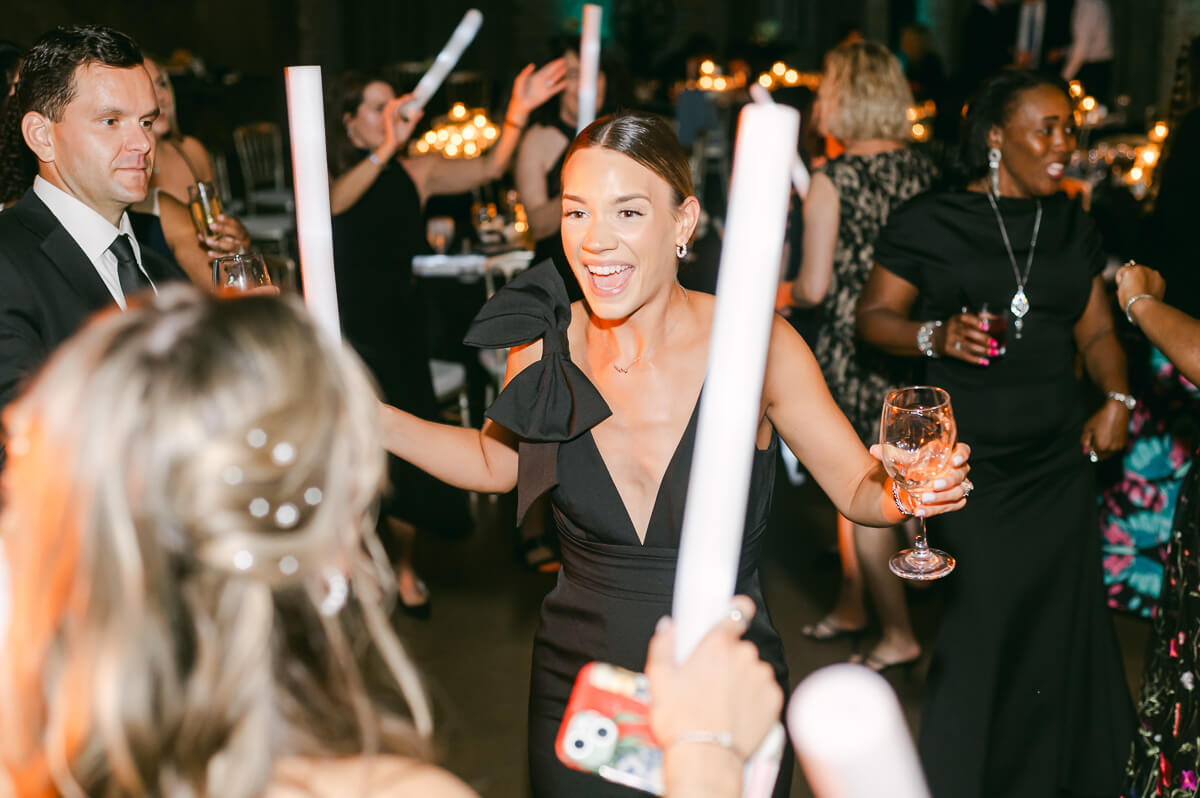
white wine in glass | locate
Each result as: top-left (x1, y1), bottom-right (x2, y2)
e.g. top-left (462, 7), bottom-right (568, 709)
top-left (880, 386), bottom-right (957, 580)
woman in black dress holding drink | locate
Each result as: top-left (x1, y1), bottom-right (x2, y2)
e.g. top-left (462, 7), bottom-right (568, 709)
top-left (858, 70), bottom-right (1134, 798)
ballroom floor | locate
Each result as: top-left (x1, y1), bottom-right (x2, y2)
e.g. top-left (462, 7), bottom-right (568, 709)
top-left (395, 463), bottom-right (1151, 798)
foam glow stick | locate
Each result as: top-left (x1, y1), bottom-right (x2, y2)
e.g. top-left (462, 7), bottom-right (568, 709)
top-left (671, 102), bottom-right (799, 797)
top-left (789, 664), bottom-right (931, 798)
top-left (284, 65), bottom-right (341, 342)
top-left (576, 4), bottom-right (602, 132)
top-left (402, 9), bottom-right (484, 116)
top-left (749, 82), bottom-right (811, 198)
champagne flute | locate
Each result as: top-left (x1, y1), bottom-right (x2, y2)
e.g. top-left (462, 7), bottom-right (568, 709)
top-left (212, 253), bottom-right (272, 295)
top-left (187, 181), bottom-right (223, 238)
top-left (879, 386), bottom-right (957, 580)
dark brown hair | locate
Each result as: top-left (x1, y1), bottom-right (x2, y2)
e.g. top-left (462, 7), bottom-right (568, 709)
top-left (325, 71), bottom-right (382, 178)
top-left (564, 111), bottom-right (694, 205)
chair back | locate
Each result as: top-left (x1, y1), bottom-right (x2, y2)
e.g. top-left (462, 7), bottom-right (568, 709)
top-left (233, 122), bottom-right (286, 195)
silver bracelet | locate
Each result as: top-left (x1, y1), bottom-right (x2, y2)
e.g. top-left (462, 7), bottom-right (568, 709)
top-left (368, 152), bottom-right (383, 166)
top-left (1123, 293), bottom-right (1154, 325)
top-left (892, 480), bottom-right (914, 516)
top-left (1106, 391), bottom-right (1137, 411)
top-left (917, 320), bottom-right (943, 358)
top-left (670, 729), bottom-right (745, 761)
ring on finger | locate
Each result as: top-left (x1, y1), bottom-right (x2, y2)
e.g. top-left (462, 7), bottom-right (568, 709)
top-left (961, 478), bottom-right (974, 498)
top-left (954, 340), bottom-right (962, 351)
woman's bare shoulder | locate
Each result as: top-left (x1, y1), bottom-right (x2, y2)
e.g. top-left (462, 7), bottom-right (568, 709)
top-left (268, 755), bottom-right (479, 798)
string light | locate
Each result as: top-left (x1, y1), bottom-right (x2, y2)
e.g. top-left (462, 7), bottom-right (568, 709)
top-left (412, 105), bottom-right (499, 159)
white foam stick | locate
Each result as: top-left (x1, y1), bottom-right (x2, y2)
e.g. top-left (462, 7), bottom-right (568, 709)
top-left (671, 103), bottom-right (799, 798)
top-left (402, 9), bottom-right (484, 116)
top-left (749, 82), bottom-right (811, 198)
top-left (285, 66), bottom-right (341, 342)
top-left (576, 4), bottom-right (602, 132)
top-left (789, 664), bottom-right (932, 798)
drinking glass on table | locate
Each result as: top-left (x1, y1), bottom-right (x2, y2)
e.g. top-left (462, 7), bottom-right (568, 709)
top-left (426, 216), bottom-right (455, 254)
top-left (212, 252), bottom-right (272, 295)
top-left (880, 386), bottom-right (957, 580)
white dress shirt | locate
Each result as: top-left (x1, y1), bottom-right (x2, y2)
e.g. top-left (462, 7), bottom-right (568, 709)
top-left (1061, 0), bottom-right (1113, 79)
top-left (32, 176), bottom-right (153, 309)
top-left (1017, 0), bottom-right (1047, 68)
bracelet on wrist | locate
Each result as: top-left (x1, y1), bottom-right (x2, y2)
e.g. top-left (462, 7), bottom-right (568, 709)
top-left (669, 730), bottom-right (746, 762)
top-left (1106, 391), bottom-right (1137, 411)
top-left (917, 320), bottom-right (943, 358)
top-left (1123, 293), bottom-right (1155, 326)
top-left (368, 152), bottom-right (384, 166)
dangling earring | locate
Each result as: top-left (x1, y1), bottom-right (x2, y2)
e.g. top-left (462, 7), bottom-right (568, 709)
top-left (988, 147), bottom-right (1002, 196)
top-left (319, 567), bottom-right (349, 616)
top-left (675, 243), bottom-right (687, 259)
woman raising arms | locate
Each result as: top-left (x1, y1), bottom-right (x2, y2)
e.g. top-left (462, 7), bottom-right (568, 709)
top-left (381, 111), bottom-right (970, 797)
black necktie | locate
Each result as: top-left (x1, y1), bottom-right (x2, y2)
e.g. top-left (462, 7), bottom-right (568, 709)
top-left (108, 233), bottom-right (149, 300)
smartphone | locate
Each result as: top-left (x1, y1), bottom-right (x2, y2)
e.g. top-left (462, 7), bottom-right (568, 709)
top-left (555, 662), bottom-right (665, 795)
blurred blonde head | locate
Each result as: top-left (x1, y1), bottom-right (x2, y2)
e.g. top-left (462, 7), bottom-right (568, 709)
top-left (816, 40), bottom-right (914, 143)
top-left (0, 286), bottom-right (432, 798)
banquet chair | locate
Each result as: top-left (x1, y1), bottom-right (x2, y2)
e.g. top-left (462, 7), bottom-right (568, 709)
top-left (233, 122), bottom-right (295, 215)
top-left (430, 359), bottom-right (471, 428)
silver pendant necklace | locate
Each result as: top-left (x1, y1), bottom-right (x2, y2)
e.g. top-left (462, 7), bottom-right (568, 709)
top-left (985, 192), bottom-right (1042, 340)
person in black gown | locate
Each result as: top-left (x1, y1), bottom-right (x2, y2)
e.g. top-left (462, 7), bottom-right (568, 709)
top-left (381, 111), bottom-right (973, 797)
top-left (325, 62), bottom-right (565, 614)
top-left (857, 70), bottom-right (1134, 798)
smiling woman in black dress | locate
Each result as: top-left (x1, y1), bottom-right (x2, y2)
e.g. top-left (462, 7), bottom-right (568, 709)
top-left (858, 70), bottom-right (1134, 798)
top-left (380, 111), bottom-right (972, 797)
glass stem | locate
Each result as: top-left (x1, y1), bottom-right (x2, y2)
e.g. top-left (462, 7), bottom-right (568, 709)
top-left (911, 518), bottom-right (931, 561)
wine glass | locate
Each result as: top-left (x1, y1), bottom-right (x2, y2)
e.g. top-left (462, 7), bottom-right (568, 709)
top-left (426, 216), bottom-right (455, 254)
top-left (212, 253), bottom-right (272, 295)
top-left (879, 386), bottom-right (957, 580)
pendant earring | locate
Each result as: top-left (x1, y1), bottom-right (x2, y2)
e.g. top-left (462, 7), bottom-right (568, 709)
top-left (988, 147), bottom-right (1002, 196)
top-left (675, 243), bottom-right (687, 259)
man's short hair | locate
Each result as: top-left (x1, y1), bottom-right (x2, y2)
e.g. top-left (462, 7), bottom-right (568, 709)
top-left (16, 25), bottom-right (143, 122)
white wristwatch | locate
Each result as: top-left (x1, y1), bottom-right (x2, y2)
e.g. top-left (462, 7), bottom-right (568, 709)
top-left (1106, 391), bottom-right (1137, 411)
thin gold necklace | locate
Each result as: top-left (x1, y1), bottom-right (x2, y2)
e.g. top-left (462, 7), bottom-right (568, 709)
top-left (602, 284), bottom-right (689, 374)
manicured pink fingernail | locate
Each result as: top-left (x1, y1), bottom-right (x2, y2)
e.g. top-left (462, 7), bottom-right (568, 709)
top-left (979, 320), bottom-right (989, 331)
top-left (988, 338), bottom-right (998, 347)
top-left (980, 358), bottom-right (990, 366)
top-left (988, 347), bottom-right (999, 356)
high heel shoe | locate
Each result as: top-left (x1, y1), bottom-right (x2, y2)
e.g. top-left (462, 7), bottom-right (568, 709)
top-left (853, 651), bottom-right (921, 677)
top-left (799, 617), bottom-right (867, 645)
top-left (398, 578), bottom-right (432, 621)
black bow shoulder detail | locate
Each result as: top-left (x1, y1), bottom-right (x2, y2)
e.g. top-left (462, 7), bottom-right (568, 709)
top-left (464, 260), bottom-right (611, 521)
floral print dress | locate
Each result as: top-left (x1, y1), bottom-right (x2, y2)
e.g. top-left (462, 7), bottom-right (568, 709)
top-left (1100, 347), bottom-right (1200, 617)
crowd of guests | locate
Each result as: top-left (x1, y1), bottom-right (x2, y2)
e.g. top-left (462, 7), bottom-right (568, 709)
top-left (0, 8), bottom-right (1196, 798)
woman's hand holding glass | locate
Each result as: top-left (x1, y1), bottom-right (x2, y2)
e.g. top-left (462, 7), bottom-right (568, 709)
top-left (938, 311), bottom-right (1001, 366)
top-left (869, 440), bottom-right (972, 519)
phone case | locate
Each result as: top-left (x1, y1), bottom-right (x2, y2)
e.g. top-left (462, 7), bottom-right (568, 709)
top-left (555, 661), bottom-right (665, 795)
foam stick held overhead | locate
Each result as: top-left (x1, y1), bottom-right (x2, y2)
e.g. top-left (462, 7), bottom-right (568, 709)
top-left (671, 102), bottom-right (800, 797)
top-left (401, 9), bottom-right (484, 116)
top-left (749, 82), bottom-right (811, 198)
top-left (576, 4), bottom-right (602, 132)
top-left (284, 65), bottom-right (340, 342)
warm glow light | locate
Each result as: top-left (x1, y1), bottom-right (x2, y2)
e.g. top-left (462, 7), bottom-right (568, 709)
top-left (451, 103), bottom-right (467, 119)
top-left (484, 125), bottom-right (498, 139)
top-left (1142, 148), bottom-right (1158, 165)
top-left (416, 140), bottom-right (430, 153)
top-left (699, 75), bottom-right (713, 89)
top-left (464, 141), bottom-right (477, 156)
top-left (1130, 166), bottom-right (1144, 181)
top-left (784, 69), bottom-right (799, 85)
top-left (424, 131), bottom-right (437, 144)
top-left (1152, 121), bottom-right (1169, 141)
top-left (450, 133), bottom-right (462, 146)
top-left (445, 143), bottom-right (459, 157)
top-left (772, 62), bottom-right (786, 77)
top-left (906, 107), bottom-right (919, 121)
top-left (714, 76), bottom-right (727, 91)
top-left (462, 126), bottom-right (477, 140)
top-left (758, 74), bottom-right (773, 88)
top-left (514, 220), bottom-right (528, 233)
top-left (473, 113), bottom-right (487, 127)
top-left (911, 123), bottom-right (927, 140)
top-left (700, 59), bottom-right (715, 75)
top-left (1081, 96), bottom-right (1096, 111)
top-left (1069, 80), bottom-right (1083, 98)
top-left (437, 129), bottom-right (449, 142)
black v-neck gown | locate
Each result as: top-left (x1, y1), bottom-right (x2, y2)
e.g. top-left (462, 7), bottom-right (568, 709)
top-left (465, 261), bottom-right (791, 797)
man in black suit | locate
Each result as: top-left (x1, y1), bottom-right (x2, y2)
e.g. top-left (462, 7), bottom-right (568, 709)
top-left (0, 25), bottom-right (186, 467)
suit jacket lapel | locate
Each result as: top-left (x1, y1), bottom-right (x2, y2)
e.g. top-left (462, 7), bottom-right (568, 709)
top-left (15, 191), bottom-right (116, 311)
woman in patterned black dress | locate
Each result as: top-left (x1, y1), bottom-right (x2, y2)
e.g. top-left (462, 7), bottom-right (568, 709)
top-left (777, 41), bottom-right (932, 672)
top-left (1117, 263), bottom-right (1200, 798)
